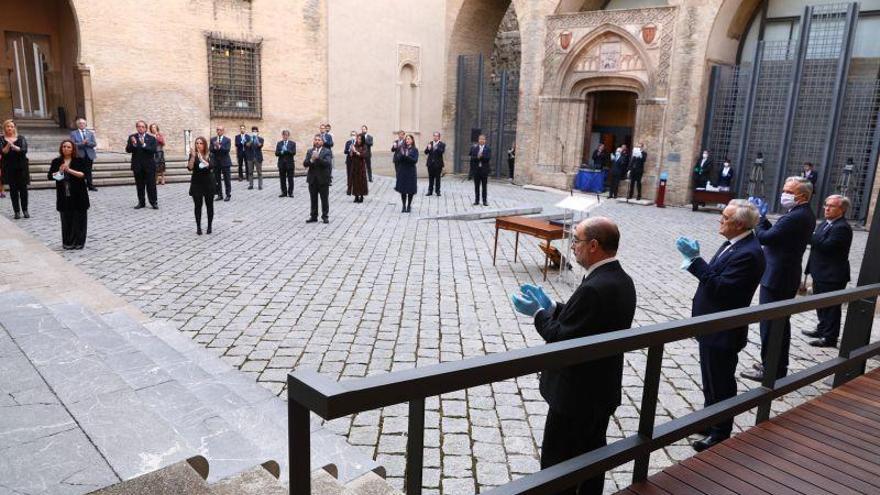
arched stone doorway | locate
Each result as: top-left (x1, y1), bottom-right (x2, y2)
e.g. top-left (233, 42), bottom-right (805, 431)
top-left (0, 0), bottom-right (85, 126)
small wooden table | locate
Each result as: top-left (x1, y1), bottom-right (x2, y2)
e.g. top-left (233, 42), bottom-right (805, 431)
top-left (692, 189), bottom-right (735, 211)
top-left (494, 216), bottom-right (565, 280)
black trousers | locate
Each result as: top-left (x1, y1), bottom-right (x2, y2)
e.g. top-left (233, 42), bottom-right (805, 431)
top-left (83, 157), bottom-right (94, 188)
top-left (309, 183), bottom-right (329, 220)
top-left (279, 166), bottom-right (295, 196)
top-left (366, 156), bottom-right (373, 181)
top-left (428, 168), bottom-right (442, 194)
top-left (9, 183), bottom-right (28, 213)
top-left (473, 174), bottom-right (488, 203)
top-left (541, 407), bottom-right (611, 495)
top-left (812, 280), bottom-right (846, 343)
top-left (214, 166), bottom-right (232, 198)
top-left (699, 343), bottom-right (738, 439)
top-left (237, 153), bottom-right (246, 180)
top-left (508, 158), bottom-right (515, 178)
top-left (609, 173), bottom-right (622, 198)
top-left (133, 167), bottom-right (157, 206)
top-left (60, 210), bottom-right (88, 247)
top-left (193, 195), bottom-right (214, 228)
top-left (759, 285), bottom-right (797, 378)
top-left (628, 173), bottom-right (643, 200)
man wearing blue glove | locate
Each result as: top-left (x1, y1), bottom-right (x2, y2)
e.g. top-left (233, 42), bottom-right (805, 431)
top-left (741, 177), bottom-right (815, 382)
top-left (511, 217), bottom-right (636, 495)
top-left (676, 200), bottom-right (765, 452)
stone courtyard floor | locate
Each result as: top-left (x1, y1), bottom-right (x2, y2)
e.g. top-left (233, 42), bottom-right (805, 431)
top-left (5, 170), bottom-right (875, 494)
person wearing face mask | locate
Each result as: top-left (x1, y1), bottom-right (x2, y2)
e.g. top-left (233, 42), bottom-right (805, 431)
top-left (510, 217), bottom-right (635, 495)
top-left (245, 126), bottom-right (264, 190)
top-left (717, 159), bottom-right (734, 189)
top-left (609, 144), bottom-right (629, 199)
top-left (741, 177), bottom-right (816, 382)
top-left (693, 150), bottom-right (713, 189)
top-left (627, 144), bottom-right (647, 200)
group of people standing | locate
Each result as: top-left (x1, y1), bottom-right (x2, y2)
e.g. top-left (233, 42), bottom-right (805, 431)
top-left (590, 142), bottom-right (648, 200)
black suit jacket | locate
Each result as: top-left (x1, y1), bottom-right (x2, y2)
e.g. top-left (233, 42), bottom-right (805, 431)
top-left (629, 152), bottom-right (647, 176)
top-left (275, 140), bottom-right (296, 168)
top-left (803, 170), bottom-right (818, 187)
top-left (534, 261), bottom-right (636, 413)
top-left (125, 133), bottom-right (157, 171)
top-left (687, 233), bottom-right (765, 350)
top-left (424, 141), bottom-right (446, 170)
top-left (805, 217), bottom-right (852, 284)
top-left (469, 145), bottom-right (491, 177)
top-left (717, 166), bottom-right (734, 188)
top-left (756, 203), bottom-right (816, 293)
top-left (304, 146), bottom-right (333, 186)
top-left (611, 152), bottom-right (630, 178)
top-left (210, 136), bottom-right (233, 169)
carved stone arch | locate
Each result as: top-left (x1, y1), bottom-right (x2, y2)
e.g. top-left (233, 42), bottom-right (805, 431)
top-left (555, 24), bottom-right (656, 98)
top-left (570, 75), bottom-right (647, 99)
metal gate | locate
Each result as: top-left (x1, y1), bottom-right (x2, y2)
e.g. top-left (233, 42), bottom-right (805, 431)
top-left (454, 54), bottom-right (519, 177)
top-left (702, 2), bottom-right (880, 222)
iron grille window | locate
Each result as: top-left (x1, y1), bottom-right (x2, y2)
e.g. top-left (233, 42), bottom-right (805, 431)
top-left (207, 37), bottom-right (262, 118)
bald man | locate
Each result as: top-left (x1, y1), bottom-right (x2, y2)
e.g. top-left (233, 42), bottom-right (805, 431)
top-left (512, 217), bottom-right (636, 495)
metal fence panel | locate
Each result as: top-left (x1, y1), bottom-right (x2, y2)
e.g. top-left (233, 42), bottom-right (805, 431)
top-left (832, 78), bottom-right (880, 220)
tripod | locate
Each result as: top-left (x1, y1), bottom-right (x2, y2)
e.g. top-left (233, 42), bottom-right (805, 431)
top-left (836, 163), bottom-right (853, 199)
top-left (747, 158), bottom-right (765, 199)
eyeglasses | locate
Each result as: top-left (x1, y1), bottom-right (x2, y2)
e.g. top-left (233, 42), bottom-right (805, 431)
top-left (572, 236), bottom-right (590, 245)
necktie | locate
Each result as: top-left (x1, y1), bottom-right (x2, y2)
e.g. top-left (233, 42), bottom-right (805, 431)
top-left (711, 241), bottom-right (731, 263)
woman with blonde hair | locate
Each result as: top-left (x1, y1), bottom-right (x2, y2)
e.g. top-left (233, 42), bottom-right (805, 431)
top-left (0, 119), bottom-right (29, 219)
top-left (150, 123), bottom-right (167, 185)
top-left (188, 136), bottom-right (215, 235)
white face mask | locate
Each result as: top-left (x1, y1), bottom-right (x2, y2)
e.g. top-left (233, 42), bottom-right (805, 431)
top-left (703, 153), bottom-right (709, 159)
top-left (780, 192), bottom-right (797, 210)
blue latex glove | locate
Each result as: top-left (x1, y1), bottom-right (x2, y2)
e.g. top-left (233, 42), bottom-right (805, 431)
top-left (750, 197), bottom-right (769, 217)
top-left (511, 293), bottom-right (541, 317)
top-left (521, 284), bottom-right (553, 312)
top-left (675, 236), bottom-right (700, 269)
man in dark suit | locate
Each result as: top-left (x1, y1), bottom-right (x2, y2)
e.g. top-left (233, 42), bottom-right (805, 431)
top-left (676, 199), bottom-right (765, 451)
top-left (211, 126), bottom-right (233, 201)
top-left (741, 177), bottom-right (816, 382)
top-left (391, 129), bottom-right (406, 174)
top-left (424, 131), bottom-right (445, 196)
top-left (803, 195), bottom-right (853, 348)
top-left (344, 130), bottom-right (357, 195)
top-left (125, 120), bottom-right (158, 209)
top-left (609, 144), bottom-right (629, 199)
top-left (693, 150), bottom-right (713, 189)
top-left (304, 134), bottom-right (332, 224)
top-left (591, 143), bottom-right (608, 170)
top-left (470, 134), bottom-right (491, 206)
top-left (71, 117), bottom-right (98, 191)
top-left (511, 217), bottom-right (635, 495)
top-left (802, 162), bottom-right (818, 188)
top-left (275, 130), bottom-right (296, 198)
top-left (627, 143), bottom-right (647, 200)
top-left (245, 126), bottom-right (264, 190)
top-left (361, 125), bottom-right (374, 182)
top-left (234, 124), bottom-right (250, 181)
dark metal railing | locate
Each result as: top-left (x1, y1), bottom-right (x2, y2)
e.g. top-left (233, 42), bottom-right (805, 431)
top-left (288, 282), bottom-right (880, 495)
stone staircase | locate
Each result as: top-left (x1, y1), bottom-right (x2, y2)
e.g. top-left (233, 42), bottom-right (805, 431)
top-left (0, 291), bottom-right (389, 494)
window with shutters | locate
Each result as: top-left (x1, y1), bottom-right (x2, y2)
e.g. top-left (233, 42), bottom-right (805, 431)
top-left (207, 36), bottom-right (262, 118)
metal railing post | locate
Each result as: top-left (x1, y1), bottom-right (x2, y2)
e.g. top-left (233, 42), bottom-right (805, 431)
top-left (633, 344), bottom-right (664, 483)
top-left (756, 318), bottom-right (787, 423)
top-left (289, 388), bottom-right (311, 495)
top-left (405, 398), bottom-right (425, 495)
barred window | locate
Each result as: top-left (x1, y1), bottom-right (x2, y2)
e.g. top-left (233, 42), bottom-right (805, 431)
top-left (207, 36), bottom-right (262, 118)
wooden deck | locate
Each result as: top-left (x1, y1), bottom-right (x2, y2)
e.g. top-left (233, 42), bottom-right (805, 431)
top-left (617, 367), bottom-right (880, 495)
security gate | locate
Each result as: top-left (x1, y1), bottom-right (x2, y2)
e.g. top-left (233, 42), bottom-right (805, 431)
top-left (454, 54), bottom-right (519, 177)
top-left (703, 2), bottom-right (880, 222)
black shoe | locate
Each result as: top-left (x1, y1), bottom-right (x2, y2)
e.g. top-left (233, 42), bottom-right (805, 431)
top-left (13, 212), bottom-right (20, 219)
top-left (692, 436), bottom-right (726, 452)
top-left (248, 186), bottom-right (253, 190)
top-left (306, 218), bottom-right (318, 223)
top-left (224, 196), bottom-right (230, 202)
top-left (809, 338), bottom-right (837, 348)
top-left (279, 193), bottom-right (287, 198)
top-left (322, 218), bottom-right (329, 224)
top-left (88, 186), bottom-right (98, 192)
top-left (426, 192), bottom-right (433, 196)
top-left (802, 329), bottom-right (822, 338)
top-left (151, 204), bottom-right (158, 210)
top-left (401, 206), bottom-right (407, 213)
top-left (740, 370), bottom-right (763, 382)
top-left (288, 194), bottom-right (294, 198)
top-left (206, 226), bottom-right (212, 234)
top-left (134, 204), bottom-right (145, 209)
top-left (215, 195), bottom-right (222, 201)
top-left (62, 244), bottom-right (73, 250)
top-left (22, 211), bottom-right (29, 218)
top-left (473, 202), bottom-right (480, 206)
top-left (436, 192), bottom-right (441, 196)
top-left (73, 245), bottom-right (84, 250)
top-left (483, 201), bottom-right (489, 206)
top-left (197, 227), bottom-right (202, 236)
top-left (406, 206), bottom-right (412, 213)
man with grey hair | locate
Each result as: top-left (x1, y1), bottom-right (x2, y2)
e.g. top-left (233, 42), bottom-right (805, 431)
top-left (511, 217), bottom-right (636, 495)
top-left (742, 176), bottom-right (816, 382)
top-left (803, 194), bottom-right (853, 347)
top-left (676, 199), bottom-right (766, 451)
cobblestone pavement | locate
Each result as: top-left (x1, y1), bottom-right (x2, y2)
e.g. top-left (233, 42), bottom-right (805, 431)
top-left (5, 171), bottom-right (875, 494)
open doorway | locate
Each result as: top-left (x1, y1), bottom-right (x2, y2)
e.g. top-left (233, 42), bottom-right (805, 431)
top-left (7, 33), bottom-right (51, 119)
top-left (582, 90), bottom-right (638, 164)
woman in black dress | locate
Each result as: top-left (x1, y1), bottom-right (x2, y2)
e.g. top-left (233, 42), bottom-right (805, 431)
top-left (394, 134), bottom-right (419, 213)
top-left (349, 133), bottom-right (369, 203)
top-left (188, 136), bottom-right (215, 235)
top-left (48, 140), bottom-right (90, 249)
top-left (1, 119), bottom-right (29, 219)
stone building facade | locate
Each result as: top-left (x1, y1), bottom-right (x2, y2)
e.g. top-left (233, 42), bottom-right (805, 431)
top-left (2, 0), bottom-right (878, 218)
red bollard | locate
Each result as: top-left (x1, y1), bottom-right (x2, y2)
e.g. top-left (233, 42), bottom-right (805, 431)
top-left (655, 171), bottom-right (668, 208)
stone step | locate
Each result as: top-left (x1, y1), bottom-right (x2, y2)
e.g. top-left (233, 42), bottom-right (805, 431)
top-left (344, 472), bottom-right (403, 495)
top-left (88, 456), bottom-right (212, 495)
top-left (207, 461), bottom-right (288, 495)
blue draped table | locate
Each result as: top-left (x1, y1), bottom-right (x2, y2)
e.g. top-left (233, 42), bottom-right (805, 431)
top-left (575, 169), bottom-right (605, 193)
